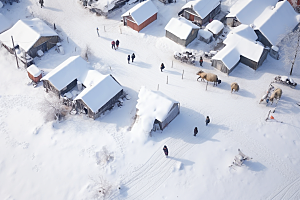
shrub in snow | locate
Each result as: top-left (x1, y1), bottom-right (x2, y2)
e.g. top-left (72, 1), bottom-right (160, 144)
top-left (91, 175), bottom-right (114, 200)
top-left (95, 146), bottom-right (114, 166)
top-left (39, 93), bottom-right (70, 122)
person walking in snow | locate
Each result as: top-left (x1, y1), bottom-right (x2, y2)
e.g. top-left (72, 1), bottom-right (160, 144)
top-left (160, 63), bottom-right (165, 72)
top-left (194, 127), bottom-right (198, 136)
top-left (199, 56), bottom-right (203, 67)
top-left (97, 27), bottom-right (100, 37)
top-left (111, 41), bottom-right (116, 50)
top-left (163, 145), bottom-right (168, 157)
top-left (131, 53), bottom-right (135, 62)
top-left (205, 116), bottom-right (210, 126)
top-left (39, 0), bottom-right (44, 8)
top-left (127, 55), bottom-right (130, 64)
top-left (116, 40), bottom-right (120, 49)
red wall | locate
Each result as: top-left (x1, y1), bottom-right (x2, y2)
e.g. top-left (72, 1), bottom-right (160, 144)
top-left (127, 13), bottom-right (157, 32)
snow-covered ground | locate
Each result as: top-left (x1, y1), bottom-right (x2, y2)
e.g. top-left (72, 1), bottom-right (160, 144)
top-left (0, 0), bottom-right (300, 199)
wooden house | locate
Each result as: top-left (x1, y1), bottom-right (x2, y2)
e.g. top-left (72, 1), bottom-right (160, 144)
top-left (42, 56), bottom-right (123, 120)
top-left (27, 64), bottom-right (42, 83)
top-left (211, 25), bottom-right (268, 75)
top-left (165, 17), bottom-right (199, 46)
top-left (121, 0), bottom-right (158, 32)
top-left (0, 18), bottom-right (59, 58)
top-left (179, 0), bottom-right (221, 26)
top-left (133, 86), bottom-right (180, 133)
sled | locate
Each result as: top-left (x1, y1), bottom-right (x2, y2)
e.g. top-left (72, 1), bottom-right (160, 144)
top-left (174, 51), bottom-right (196, 65)
top-left (272, 75), bottom-right (297, 88)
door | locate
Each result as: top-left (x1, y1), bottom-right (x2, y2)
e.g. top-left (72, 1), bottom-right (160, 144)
top-left (189, 14), bottom-right (194, 21)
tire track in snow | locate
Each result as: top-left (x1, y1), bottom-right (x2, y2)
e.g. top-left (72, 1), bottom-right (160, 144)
top-left (267, 176), bottom-right (300, 200)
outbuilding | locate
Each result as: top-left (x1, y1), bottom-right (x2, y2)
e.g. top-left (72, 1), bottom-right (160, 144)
top-left (42, 56), bottom-right (123, 119)
top-left (132, 86), bottom-right (180, 134)
top-left (198, 29), bottom-right (213, 43)
top-left (211, 25), bottom-right (268, 74)
top-left (0, 18), bottom-right (59, 58)
top-left (0, 13), bottom-right (11, 33)
top-left (165, 17), bottom-right (200, 46)
top-left (27, 64), bottom-right (42, 83)
top-left (179, 0), bottom-right (221, 26)
top-left (205, 20), bottom-right (224, 38)
top-left (121, 0), bottom-right (158, 32)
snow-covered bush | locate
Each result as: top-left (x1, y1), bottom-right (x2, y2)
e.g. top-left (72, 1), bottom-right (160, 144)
top-left (39, 93), bottom-right (70, 122)
top-left (95, 146), bottom-right (114, 166)
top-left (91, 175), bottom-right (114, 200)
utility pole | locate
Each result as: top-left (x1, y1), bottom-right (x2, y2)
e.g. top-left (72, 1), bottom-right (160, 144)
top-left (11, 36), bottom-right (19, 69)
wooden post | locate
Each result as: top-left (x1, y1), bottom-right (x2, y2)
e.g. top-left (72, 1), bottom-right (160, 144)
top-left (67, 37), bottom-right (69, 43)
top-left (11, 36), bottom-right (19, 69)
top-left (157, 84), bottom-right (159, 91)
top-left (182, 70), bottom-right (184, 79)
top-left (75, 47), bottom-right (76, 52)
top-left (110, 66), bottom-right (112, 70)
top-left (120, 27), bottom-right (122, 34)
top-left (166, 76), bottom-right (168, 84)
top-left (206, 82), bottom-right (208, 91)
top-left (104, 26), bottom-right (106, 32)
top-left (172, 60), bottom-right (173, 68)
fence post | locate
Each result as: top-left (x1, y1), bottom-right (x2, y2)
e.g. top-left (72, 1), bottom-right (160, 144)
top-left (104, 26), bottom-right (106, 32)
top-left (167, 76), bottom-right (168, 84)
top-left (157, 84), bottom-right (159, 91)
top-left (172, 60), bottom-right (173, 68)
top-left (182, 70), bottom-right (184, 79)
top-left (120, 27), bottom-right (122, 34)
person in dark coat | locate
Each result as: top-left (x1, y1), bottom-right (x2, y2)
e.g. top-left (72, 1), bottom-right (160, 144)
top-left (160, 63), bottom-right (165, 72)
top-left (116, 40), bottom-right (120, 49)
top-left (97, 27), bottom-right (99, 37)
top-left (163, 145), bottom-right (168, 157)
top-left (39, 0), bottom-right (44, 8)
top-left (199, 57), bottom-right (203, 66)
top-left (205, 116), bottom-right (210, 126)
top-left (111, 41), bottom-right (115, 50)
top-left (131, 53), bottom-right (135, 62)
top-left (194, 127), bottom-right (198, 136)
top-left (127, 55), bottom-right (130, 64)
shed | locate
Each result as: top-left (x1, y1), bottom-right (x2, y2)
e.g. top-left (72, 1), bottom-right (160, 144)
top-left (0, 18), bottom-right (59, 58)
top-left (205, 20), bottom-right (224, 38)
top-left (27, 64), bottom-right (42, 83)
top-left (226, 0), bottom-right (278, 27)
top-left (198, 29), bottom-right (213, 43)
top-left (0, 13), bottom-right (11, 33)
top-left (165, 17), bottom-right (200, 46)
top-left (179, 0), bottom-right (221, 26)
top-left (253, 0), bottom-right (299, 47)
top-left (211, 25), bottom-right (268, 74)
top-left (121, 0), bottom-right (158, 32)
top-left (41, 56), bottom-right (123, 119)
top-left (133, 86), bottom-right (180, 134)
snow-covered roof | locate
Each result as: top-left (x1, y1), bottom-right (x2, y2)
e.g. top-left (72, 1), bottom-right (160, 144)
top-left (253, 0), bottom-right (299, 46)
top-left (134, 86), bottom-right (177, 133)
top-left (27, 64), bottom-right (41, 77)
top-left (181, 0), bottom-right (220, 19)
top-left (212, 25), bottom-right (264, 69)
top-left (0, 13), bottom-right (11, 33)
top-left (226, 0), bottom-right (278, 25)
top-left (205, 20), bottom-right (224, 35)
top-left (198, 29), bottom-right (213, 39)
top-left (0, 18), bottom-right (57, 52)
top-left (42, 56), bottom-right (122, 112)
top-left (121, 0), bottom-right (158, 26)
top-left (165, 17), bottom-right (199, 40)
top-left (42, 56), bottom-right (91, 91)
top-left (74, 75), bottom-right (122, 113)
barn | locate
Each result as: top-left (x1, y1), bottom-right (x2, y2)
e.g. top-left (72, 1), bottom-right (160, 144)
top-left (121, 0), bottom-right (158, 32)
top-left (42, 56), bottom-right (123, 119)
top-left (226, 0), bottom-right (278, 27)
top-left (211, 25), bottom-right (268, 75)
top-left (132, 86), bottom-right (180, 134)
top-left (253, 0), bottom-right (299, 47)
top-left (0, 18), bottom-right (59, 58)
top-left (179, 0), bottom-right (221, 26)
top-left (165, 17), bottom-right (199, 46)
top-left (0, 13), bottom-right (11, 33)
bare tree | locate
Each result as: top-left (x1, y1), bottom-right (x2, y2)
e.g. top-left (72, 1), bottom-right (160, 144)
top-left (281, 27), bottom-right (300, 75)
top-left (81, 45), bottom-right (92, 62)
top-left (90, 175), bottom-right (114, 200)
top-left (39, 93), bottom-right (70, 122)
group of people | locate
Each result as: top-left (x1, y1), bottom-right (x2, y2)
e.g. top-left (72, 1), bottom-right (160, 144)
top-left (163, 116), bottom-right (210, 157)
top-left (111, 40), bottom-right (120, 50)
top-left (127, 53), bottom-right (135, 64)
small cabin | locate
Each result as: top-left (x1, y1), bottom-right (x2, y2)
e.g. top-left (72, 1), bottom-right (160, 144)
top-left (121, 0), bottom-right (158, 32)
top-left (165, 17), bottom-right (199, 46)
top-left (205, 20), bottom-right (224, 38)
top-left (179, 0), bottom-right (221, 26)
top-left (198, 29), bottom-right (213, 43)
top-left (27, 64), bottom-right (42, 83)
